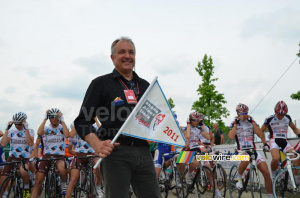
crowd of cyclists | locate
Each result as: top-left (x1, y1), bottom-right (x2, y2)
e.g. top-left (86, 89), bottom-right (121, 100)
top-left (0, 100), bottom-right (299, 198)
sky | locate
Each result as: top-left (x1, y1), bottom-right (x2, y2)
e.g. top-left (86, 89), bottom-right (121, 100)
top-left (0, 0), bottom-right (300, 136)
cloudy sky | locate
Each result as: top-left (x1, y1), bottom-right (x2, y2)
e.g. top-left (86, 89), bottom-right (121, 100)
top-left (1, 0), bottom-right (300, 136)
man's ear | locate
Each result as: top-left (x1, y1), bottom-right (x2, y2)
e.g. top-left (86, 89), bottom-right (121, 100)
top-left (110, 54), bottom-right (114, 62)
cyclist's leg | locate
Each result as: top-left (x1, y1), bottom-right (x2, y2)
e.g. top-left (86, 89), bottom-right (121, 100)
top-left (153, 148), bottom-right (163, 177)
top-left (19, 162), bottom-right (31, 196)
top-left (31, 171), bottom-right (46, 198)
top-left (269, 139), bottom-right (281, 174)
top-left (31, 157), bottom-right (50, 198)
top-left (65, 168), bottom-right (79, 198)
top-left (256, 156), bottom-right (272, 195)
top-left (57, 159), bottom-right (68, 194)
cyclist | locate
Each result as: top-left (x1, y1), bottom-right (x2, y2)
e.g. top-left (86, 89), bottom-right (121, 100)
top-left (229, 103), bottom-right (273, 198)
top-left (30, 108), bottom-right (69, 198)
top-left (0, 112), bottom-right (34, 198)
top-left (66, 118), bottom-right (103, 198)
top-left (261, 101), bottom-right (300, 179)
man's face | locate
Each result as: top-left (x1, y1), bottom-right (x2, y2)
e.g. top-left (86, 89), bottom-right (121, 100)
top-left (14, 122), bottom-right (24, 131)
top-left (111, 40), bottom-right (135, 74)
top-left (238, 112), bottom-right (248, 121)
top-left (49, 115), bottom-right (59, 126)
top-left (213, 123), bottom-right (218, 130)
top-left (190, 119), bottom-right (199, 127)
top-left (276, 113), bottom-right (284, 120)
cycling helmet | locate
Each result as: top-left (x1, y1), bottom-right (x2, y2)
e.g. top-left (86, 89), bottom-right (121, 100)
top-left (173, 112), bottom-right (177, 119)
top-left (236, 103), bottom-right (249, 113)
top-left (12, 112), bottom-right (27, 123)
top-left (189, 112), bottom-right (201, 120)
top-left (274, 101), bottom-right (288, 115)
top-left (48, 108), bottom-right (61, 116)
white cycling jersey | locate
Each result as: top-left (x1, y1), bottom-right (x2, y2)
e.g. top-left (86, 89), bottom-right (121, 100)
top-left (8, 128), bottom-right (34, 158)
top-left (70, 123), bottom-right (98, 153)
top-left (43, 124), bottom-right (66, 155)
top-left (263, 114), bottom-right (292, 140)
top-left (182, 126), bottom-right (201, 150)
top-left (199, 125), bottom-right (211, 145)
top-left (230, 120), bottom-right (257, 150)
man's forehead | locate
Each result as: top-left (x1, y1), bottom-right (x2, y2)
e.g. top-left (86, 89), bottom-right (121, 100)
top-left (115, 40), bottom-right (134, 50)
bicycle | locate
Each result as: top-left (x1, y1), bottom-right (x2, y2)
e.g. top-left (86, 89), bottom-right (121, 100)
top-left (228, 148), bottom-right (266, 198)
top-left (158, 152), bottom-right (185, 198)
top-left (0, 158), bottom-right (28, 198)
top-left (183, 151), bottom-right (216, 198)
top-left (35, 156), bottom-right (68, 198)
top-left (211, 150), bottom-right (227, 197)
top-left (73, 155), bottom-right (99, 198)
top-left (272, 150), bottom-right (300, 198)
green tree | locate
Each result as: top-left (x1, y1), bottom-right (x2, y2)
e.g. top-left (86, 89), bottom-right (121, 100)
top-left (290, 43), bottom-right (300, 100)
top-left (192, 54), bottom-right (230, 134)
top-left (168, 97), bottom-right (175, 111)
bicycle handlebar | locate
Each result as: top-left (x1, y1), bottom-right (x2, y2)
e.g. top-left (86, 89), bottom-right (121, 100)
top-left (0, 158), bottom-right (28, 172)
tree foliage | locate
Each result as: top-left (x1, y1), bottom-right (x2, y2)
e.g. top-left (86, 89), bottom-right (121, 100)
top-left (192, 54), bottom-right (230, 132)
top-left (168, 97), bottom-right (175, 111)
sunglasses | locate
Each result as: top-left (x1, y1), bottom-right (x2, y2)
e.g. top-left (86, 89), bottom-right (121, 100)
top-left (240, 112), bottom-right (248, 115)
top-left (14, 123), bottom-right (23, 126)
top-left (191, 119), bottom-right (199, 122)
top-left (49, 116), bottom-right (59, 119)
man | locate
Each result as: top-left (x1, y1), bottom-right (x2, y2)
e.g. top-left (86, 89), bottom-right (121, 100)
top-left (0, 112), bottom-right (34, 198)
top-left (31, 108), bottom-right (69, 197)
top-left (261, 101), bottom-right (300, 178)
top-left (74, 37), bottom-right (160, 198)
top-left (229, 103), bottom-right (273, 198)
top-left (213, 123), bottom-right (224, 145)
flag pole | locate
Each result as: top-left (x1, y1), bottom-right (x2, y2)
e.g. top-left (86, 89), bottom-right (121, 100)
top-left (94, 76), bottom-right (158, 168)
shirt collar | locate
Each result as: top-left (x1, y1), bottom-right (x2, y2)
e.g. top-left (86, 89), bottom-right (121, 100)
top-left (112, 69), bottom-right (140, 81)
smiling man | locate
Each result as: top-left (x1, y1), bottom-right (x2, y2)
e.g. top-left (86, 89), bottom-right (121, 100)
top-left (74, 37), bottom-right (160, 198)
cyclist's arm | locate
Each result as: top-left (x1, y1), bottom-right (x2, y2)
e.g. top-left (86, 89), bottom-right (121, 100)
top-left (0, 130), bottom-right (3, 137)
top-left (68, 144), bottom-right (75, 156)
top-left (61, 121), bottom-right (69, 138)
top-left (229, 123), bottom-right (237, 140)
top-left (37, 119), bottom-right (47, 136)
top-left (25, 127), bottom-right (34, 146)
top-left (253, 122), bottom-right (267, 144)
top-left (289, 122), bottom-right (300, 136)
top-left (69, 127), bottom-right (77, 138)
top-left (34, 137), bottom-right (41, 158)
top-left (220, 133), bottom-right (224, 144)
top-left (210, 131), bottom-right (214, 146)
top-left (1, 127), bottom-right (11, 147)
top-left (184, 124), bottom-right (191, 140)
top-left (200, 126), bottom-right (210, 140)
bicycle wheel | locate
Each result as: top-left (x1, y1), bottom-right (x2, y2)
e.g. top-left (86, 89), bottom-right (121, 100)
top-left (0, 176), bottom-right (14, 198)
top-left (249, 165), bottom-right (262, 198)
top-left (159, 169), bottom-right (169, 198)
top-left (228, 164), bottom-right (242, 198)
top-left (213, 163), bottom-right (227, 197)
top-left (49, 173), bottom-right (57, 197)
top-left (167, 168), bottom-right (184, 198)
top-left (196, 166), bottom-right (215, 198)
top-left (273, 166), bottom-right (300, 198)
top-left (44, 174), bottom-right (50, 198)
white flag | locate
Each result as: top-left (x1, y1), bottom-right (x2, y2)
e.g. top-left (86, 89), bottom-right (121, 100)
top-left (120, 77), bottom-right (186, 147)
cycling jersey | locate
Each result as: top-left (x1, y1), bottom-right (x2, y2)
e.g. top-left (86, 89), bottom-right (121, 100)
top-left (8, 128), bottom-right (34, 158)
top-left (230, 120), bottom-right (257, 150)
top-left (43, 124), bottom-right (66, 155)
top-left (70, 123), bottom-right (98, 154)
top-left (153, 143), bottom-right (175, 168)
top-left (263, 114), bottom-right (292, 140)
top-left (182, 126), bottom-right (201, 150)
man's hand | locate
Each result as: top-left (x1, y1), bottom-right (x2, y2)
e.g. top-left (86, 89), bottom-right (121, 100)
top-left (6, 121), bottom-right (13, 130)
top-left (234, 117), bottom-right (240, 125)
top-left (186, 118), bottom-right (190, 125)
top-left (23, 121), bottom-right (29, 130)
top-left (247, 115), bottom-right (254, 123)
top-left (59, 113), bottom-right (65, 123)
top-left (44, 109), bottom-right (49, 120)
top-left (94, 140), bottom-right (120, 158)
top-left (199, 120), bottom-right (204, 126)
top-left (264, 143), bottom-right (270, 152)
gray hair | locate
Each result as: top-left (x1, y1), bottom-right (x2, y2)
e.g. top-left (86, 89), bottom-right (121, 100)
top-left (111, 37), bottom-right (136, 57)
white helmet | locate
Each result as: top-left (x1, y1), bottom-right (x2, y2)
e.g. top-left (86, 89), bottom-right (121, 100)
top-left (12, 112), bottom-right (27, 123)
top-left (48, 108), bottom-right (61, 116)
